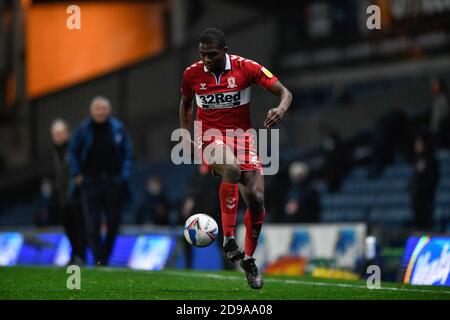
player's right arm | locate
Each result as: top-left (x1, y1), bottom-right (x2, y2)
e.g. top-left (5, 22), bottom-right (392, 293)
top-left (179, 94), bottom-right (197, 160)
top-left (179, 94), bottom-right (193, 134)
top-left (179, 69), bottom-right (196, 151)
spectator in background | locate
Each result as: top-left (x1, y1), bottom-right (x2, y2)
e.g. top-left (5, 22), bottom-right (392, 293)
top-left (370, 110), bottom-right (411, 177)
top-left (409, 131), bottom-right (439, 231)
top-left (181, 164), bottom-right (221, 222)
top-left (49, 119), bottom-right (85, 265)
top-left (321, 132), bottom-right (347, 192)
top-left (283, 162), bottom-right (320, 223)
top-left (333, 83), bottom-right (352, 108)
top-left (135, 176), bottom-right (170, 225)
top-left (69, 96), bottom-right (132, 266)
top-left (264, 166), bottom-right (291, 223)
top-left (180, 164), bottom-right (222, 269)
top-left (0, 153), bottom-right (5, 174)
top-left (430, 78), bottom-right (449, 149)
top-left (34, 178), bottom-right (56, 227)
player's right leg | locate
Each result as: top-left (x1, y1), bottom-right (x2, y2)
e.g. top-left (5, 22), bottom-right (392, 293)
top-left (208, 143), bottom-right (244, 262)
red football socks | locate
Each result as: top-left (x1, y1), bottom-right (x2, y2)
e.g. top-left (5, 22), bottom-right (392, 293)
top-left (219, 182), bottom-right (239, 237)
top-left (244, 208), bottom-right (266, 256)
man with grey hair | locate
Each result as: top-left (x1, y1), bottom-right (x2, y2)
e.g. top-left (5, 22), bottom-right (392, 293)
top-left (50, 118), bottom-right (85, 265)
top-left (69, 96), bottom-right (132, 265)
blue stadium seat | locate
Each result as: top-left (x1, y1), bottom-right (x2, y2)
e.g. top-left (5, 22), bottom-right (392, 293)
top-left (317, 152), bottom-right (447, 228)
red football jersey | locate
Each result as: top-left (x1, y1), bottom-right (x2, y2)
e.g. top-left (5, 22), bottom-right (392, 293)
top-left (181, 53), bottom-right (278, 134)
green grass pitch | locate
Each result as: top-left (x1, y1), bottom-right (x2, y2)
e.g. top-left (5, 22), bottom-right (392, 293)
top-left (1, 266), bottom-right (449, 300)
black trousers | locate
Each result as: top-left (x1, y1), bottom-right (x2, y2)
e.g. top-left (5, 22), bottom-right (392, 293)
top-left (81, 178), bottom-right (123, 265)
top-left (61, 201), bottom-right (86, 262)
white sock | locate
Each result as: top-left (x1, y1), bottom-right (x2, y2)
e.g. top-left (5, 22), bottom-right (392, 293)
top-left (223, 236), bottom-right (234, 247)
top-left (244, 255), bottom-right (253, 260)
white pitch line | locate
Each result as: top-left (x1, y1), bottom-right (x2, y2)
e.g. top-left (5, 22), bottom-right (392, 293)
top-left (163, 270), bottom-right (450, 295)
top-left (93, 268), bottom-right (450, 295)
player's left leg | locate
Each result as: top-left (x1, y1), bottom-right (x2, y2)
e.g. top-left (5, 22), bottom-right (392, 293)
top-left (239, 171), bottom-right (265, 257)
top-left (238, 170), bottom-right (265, 289)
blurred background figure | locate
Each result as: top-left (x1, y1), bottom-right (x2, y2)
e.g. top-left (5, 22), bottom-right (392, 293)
top-left (69, 96), bottom-right (132, 265)
top-left (332, 83), bottom-right (352, 109)
top-left (430, 78), bottom-right (450, 149)
top-left (50, 119), bottom-right (85, 265)
top-left (320, 132), bottom-right (347, 192)
top-left (284, 161), bottom-right (320, 223)
top-left (370, 110), bottom-right (412, 178)
top-left (180, 164), bottom-right (221, 223)
top-left (409, 131), bottom-right (439, 232)
top-left (180, 164), bottom-right (223, 269)
top-left (34, 177), bottom-right (56, 227)
top-left (135, 176), bottom-right (170, 225)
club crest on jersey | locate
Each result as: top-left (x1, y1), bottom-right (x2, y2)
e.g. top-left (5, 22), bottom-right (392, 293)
top-left (227, 77), bottom-right (237, 89)
top-left (200, 83), bottom-right (207, 90)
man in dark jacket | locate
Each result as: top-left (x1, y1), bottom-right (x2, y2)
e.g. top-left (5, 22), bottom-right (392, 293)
top-left (135, 176), bottom-right (171, 225)
top-left (410, 131), bottom-right (439, 231)
top-left (69, 96), bottom-right (132, 265)
top-left (284, 161), bottom-right (320, 223)
top-left (180, 164), bottom-right (222, 269)
top-left (430, 78), bottom-right (449, 148)
top-left (50, 119), bottom-right (85, 265)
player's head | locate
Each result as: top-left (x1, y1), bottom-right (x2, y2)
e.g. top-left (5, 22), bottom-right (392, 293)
top-left (198, 28), bottom-right (227, 72)
top-left (50, 118), bottom-right (70, 146)
top-left (90, 95), bottom-right (111, 124)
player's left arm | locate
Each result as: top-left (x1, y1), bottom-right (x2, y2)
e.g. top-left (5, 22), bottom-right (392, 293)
top-left (263, 80), bottom-right (293, 128)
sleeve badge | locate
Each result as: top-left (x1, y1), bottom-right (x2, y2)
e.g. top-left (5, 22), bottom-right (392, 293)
top-left (261, 67), bottom-right (274, 78)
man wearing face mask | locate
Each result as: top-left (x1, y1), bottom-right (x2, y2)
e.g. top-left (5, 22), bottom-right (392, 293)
top-left (69, 96), bottom-right (133, 265)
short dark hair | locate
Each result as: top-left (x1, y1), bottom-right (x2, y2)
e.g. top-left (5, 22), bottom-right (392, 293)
top-left (198, 28), bottom-right (226, 48)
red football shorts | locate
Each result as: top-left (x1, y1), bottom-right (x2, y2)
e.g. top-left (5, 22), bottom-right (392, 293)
top-left (195, 129), bottom-right (262, 174)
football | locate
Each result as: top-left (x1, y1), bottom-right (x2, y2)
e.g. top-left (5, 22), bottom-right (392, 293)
top-left (183, 213), bottom-right (219, 247)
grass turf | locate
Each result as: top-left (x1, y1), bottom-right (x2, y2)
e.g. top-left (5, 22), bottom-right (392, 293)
top-left (1, 266), bottom-right (449, 300)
